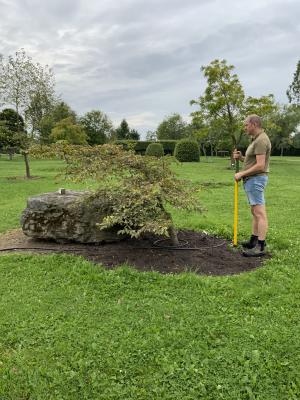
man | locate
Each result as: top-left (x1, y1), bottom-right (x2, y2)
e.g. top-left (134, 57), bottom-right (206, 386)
top-left (233, 115), bottom-right (271, 257)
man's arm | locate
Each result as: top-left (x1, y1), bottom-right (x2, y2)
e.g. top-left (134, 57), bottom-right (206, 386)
top-left (234, 154), bottom-right (266, 181)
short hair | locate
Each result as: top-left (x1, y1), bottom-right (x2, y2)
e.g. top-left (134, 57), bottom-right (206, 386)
top-left (246, 115), bottom-right (262, 128)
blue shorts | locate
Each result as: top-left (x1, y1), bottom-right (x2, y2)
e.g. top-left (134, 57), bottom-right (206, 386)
top-left (243, 175), bottom-right (268, 206)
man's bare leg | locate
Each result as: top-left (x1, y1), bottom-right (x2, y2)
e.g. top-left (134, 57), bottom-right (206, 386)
top-left (252, 205), bottom-right (268, 240)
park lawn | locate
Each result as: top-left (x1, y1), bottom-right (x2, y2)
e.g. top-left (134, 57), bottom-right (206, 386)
top-left (0, 155), bottom-right (299, 399)
top-left (0, 155), bottom-right (87, 233)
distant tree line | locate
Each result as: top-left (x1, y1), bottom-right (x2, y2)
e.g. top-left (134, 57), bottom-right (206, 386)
top-left (146, 59), bottom-right (300, 157)
top-left (1, 49), bottom-right (300, 177)
top-left (0, 49), bottom-right (142, 150)
top-left (0, 49), bottom-right (143, 178)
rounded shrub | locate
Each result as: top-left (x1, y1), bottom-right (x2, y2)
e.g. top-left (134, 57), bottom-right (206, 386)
top-left (145, 142), bottom-right (164, 157)
top-left (174, 139), bottom-right (200, 162)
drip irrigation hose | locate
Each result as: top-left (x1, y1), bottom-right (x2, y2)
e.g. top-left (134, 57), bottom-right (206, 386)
top-left (152, 238), bottom-right (227, 250)
top-left (0, 239), bottom-right (227, 253)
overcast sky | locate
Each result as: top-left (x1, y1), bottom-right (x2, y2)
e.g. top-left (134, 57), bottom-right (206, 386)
top-left (1, 0), bottom-right (299, 137)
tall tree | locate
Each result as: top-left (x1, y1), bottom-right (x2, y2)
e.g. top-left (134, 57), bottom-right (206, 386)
top-left (79, 110), bottom-right (113, 145)
top-left (156, 113), bottom-right (187, 140)
top-left (24, 64), bottom-right (56, 138)
top-left (191, 59), bottom-right (279, 151)
top-left (287, 60), bottom-right (300, 105)
top-left (0, 49), bottom-right (55, 134)
top-left (190, 59), bottom-right (245, 150)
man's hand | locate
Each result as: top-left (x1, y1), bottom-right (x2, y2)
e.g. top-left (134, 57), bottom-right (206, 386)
top-left (234, 172), bottom-right (244, 181)
top-left (233, 149), bottom-right (243, 160)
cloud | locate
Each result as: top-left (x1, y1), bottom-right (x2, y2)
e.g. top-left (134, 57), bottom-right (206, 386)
top-left (0, 0), bottom-right (299, 137)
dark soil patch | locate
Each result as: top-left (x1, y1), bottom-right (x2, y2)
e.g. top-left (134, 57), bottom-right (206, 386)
top-left (0, 229), bottom-right (270, 276)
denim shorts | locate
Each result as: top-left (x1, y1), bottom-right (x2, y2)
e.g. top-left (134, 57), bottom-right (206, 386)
top-left (243, 175), bottom-right (268, 206)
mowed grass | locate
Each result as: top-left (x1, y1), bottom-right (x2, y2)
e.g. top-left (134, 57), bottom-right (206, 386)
top-left (0, 154), bottom-right (299, 399)
top-left (0, 154), bottom-right (86, 233)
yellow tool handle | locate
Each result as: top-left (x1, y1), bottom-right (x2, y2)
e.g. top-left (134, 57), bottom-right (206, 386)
top-left (233, 152), bottom-right (240, 246)
top-left (233, 180), bottom-right (239, 246)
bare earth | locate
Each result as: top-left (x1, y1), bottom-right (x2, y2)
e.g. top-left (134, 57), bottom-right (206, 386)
top-left (0, 229), bottom-right (268, 276)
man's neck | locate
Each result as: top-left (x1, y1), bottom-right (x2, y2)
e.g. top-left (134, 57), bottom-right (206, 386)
top-left (252, 129), bottom-right (263, 138)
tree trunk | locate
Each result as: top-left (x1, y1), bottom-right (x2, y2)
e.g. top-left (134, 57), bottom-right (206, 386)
top-left (22, 151), bottom-right (31, 179)
top-left (8, 149), bottom-right (13, 160)
top-left (161, 205), bottom-right (179, 247)
top-left (16, 103), bottom-right (20, 134)
top-left (280, 146), bottom-right (284, 157)
top-left (168, 225), bottom-right (179, 246)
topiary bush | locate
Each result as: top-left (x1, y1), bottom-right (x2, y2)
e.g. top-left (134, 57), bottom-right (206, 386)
top-left (174, 139), bottom-right (200, 162)
top-left (145, 142), bottom-right (164, 157)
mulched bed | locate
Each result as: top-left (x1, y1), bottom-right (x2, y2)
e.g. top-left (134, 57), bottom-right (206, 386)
top-left (0, 229), bottom-right (270, 276)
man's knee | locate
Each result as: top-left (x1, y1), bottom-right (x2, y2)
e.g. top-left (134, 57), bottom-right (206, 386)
top-left (252, 205), bottom-right (267, 219)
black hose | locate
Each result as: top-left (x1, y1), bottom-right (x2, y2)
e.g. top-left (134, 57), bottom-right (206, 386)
top-left (0, 240), bottom-right (227, 253)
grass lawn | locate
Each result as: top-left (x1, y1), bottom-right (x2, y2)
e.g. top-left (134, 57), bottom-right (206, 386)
top-left (0, 154), bottom-right (299, 399)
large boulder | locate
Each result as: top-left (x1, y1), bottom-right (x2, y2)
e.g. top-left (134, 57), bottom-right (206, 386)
top-left (21, 189), bottom-right (125, 243)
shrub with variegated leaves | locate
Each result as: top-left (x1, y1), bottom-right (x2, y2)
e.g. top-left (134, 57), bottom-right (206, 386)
top-left (30, 143), bottom-right (203, 245)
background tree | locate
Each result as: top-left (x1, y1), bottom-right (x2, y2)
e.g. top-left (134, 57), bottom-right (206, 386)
top-left (0, 108), bottom-right (27, 159)
top-left (115, 119), bottom-right (140, 140)
top-left (39, 101), bottom-right (77, 144)
top-left (0, 108), bottom-right (25, 133)
top-left (79, 110), bottom-right (113, 145)
top-left (50, 117), bottom-right (87, 145)
top-left (243, 95), bottom-right (279, 133)
top-left (287, 60), bottom-right (300, 105)
top-left (0, 123), bottom-right (28, 158)
top-left (156, 113), bottom-right (188, 140)
top-left (145, 130), bottom-right (157, 141)
top-left (0, 108), bottom-right (31, 176)
top-left (269, 104), bottom-right (300, 156)
top-left (115, 119), bottom-right (130, 140)
top-left (128, 128), bottom-right (140, 140)
top-left (292, 131), bottom-right (300, 149)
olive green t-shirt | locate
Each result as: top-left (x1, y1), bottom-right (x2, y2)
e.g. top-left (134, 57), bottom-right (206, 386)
top-left (243, 131), bottom-right (271, 176)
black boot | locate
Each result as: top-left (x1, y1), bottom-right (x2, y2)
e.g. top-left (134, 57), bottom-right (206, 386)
top-left (242, 234), bottom-right (258, 249)
top-left (243, 240), bottom-right (266, 257)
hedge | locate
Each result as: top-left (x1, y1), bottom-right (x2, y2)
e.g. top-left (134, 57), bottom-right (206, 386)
top-left (174, 139), bottom-right (200, 162)
top-left (115, 140), bottom-right (178, 155)
top-left (145, 143), bottom-right (164, 157)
